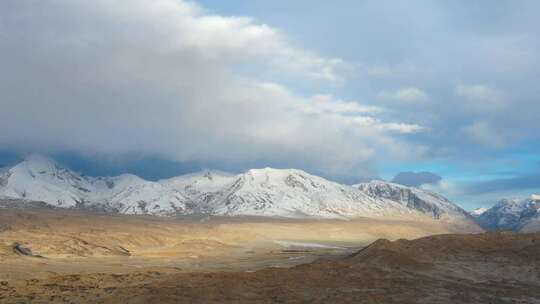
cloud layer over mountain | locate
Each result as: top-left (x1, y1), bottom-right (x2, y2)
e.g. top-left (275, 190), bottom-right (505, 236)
top-left (0, 0), bottom-right (423, 180)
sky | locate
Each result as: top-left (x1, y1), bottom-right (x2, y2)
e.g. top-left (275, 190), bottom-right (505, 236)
top-left (0, 0), bottom-right (539, 210)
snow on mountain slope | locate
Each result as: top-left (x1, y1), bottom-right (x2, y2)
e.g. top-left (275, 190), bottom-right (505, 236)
top-left (199, 168), bottom-right (405, 218)
top-left (0, 156), bottom-right (191, 215)
top-left (355, 180), bottom-right (471, 221)
top-left (195, 169), bottom-right (471, 220)
top-left (162, 170), bottom-right (236, 193)
top-left (470, 207), bottom-right (489, 217)
top-left (161, 170), bottom-right (237, 212)
top-left (0, 155), bottom-right (474, 222)
top-left (94, 175), bottom-right (192, 215)
top-left (475, 196), bottom-right (540, 232)
top-left (0, 155), bottom-right (95, 208)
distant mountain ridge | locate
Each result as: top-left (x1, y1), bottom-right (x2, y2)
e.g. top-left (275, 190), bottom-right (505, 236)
top-left (0, 155), bottom-right (476, 226)
top-left (356, 180), bottom-right (470, 220)
top-left (473, 195), bottom-right (540, 232)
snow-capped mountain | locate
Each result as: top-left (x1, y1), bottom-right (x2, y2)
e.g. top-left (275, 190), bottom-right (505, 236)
top-left (93, 174), bottom-right (192, 215)
top-left (194, 168), bottom-right (404, 218)
top-left (161, 170), bottom-right (237, 213)
top-left (355, 180), bottom-right (471, 220)
top-left (474, 195), bottom-right (540, 232)
top-left (0, 155), bottom-right (96, 208)
top-left (0, 155), bottom-right (191, 215)
top-left (0, 155), bottom-right (475, 223)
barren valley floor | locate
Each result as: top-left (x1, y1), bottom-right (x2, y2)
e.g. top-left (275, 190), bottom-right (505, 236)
top-left (1, 204), bottom-right (538, 303)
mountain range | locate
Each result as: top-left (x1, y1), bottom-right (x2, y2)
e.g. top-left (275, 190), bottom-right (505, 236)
top-left (472, 196), bottom-right (540, 232)
top-left (0, 155), bottom-right (475, 225)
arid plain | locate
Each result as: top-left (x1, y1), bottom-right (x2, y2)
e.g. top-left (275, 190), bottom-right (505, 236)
top-left (0, 200), bottom-right (503, 303)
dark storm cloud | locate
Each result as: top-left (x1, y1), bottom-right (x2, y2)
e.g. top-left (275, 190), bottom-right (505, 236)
top-left (462, 173), bottom-right (540, 195)
top-left (392, 172), bottom-right (442, 187)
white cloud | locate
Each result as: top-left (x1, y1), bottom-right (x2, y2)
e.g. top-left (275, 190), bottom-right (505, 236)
top-left (378, 87), bottom-right (428, 103)
top-left (293, 94), bottom-right (382, 116)
top-left (0, 0), bottom-right (424, 177)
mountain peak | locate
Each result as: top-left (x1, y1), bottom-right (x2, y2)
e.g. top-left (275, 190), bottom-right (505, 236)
top-left (23, 154), bottom-right (56, 166)
top-left (246, 167), bottom-right (284, 173)
top-left (354, 180), bottom-right (413, 193)
top-left (475, 197), bottom-right (540, 232)
top-left (244, 167), bottom-right (309, 177)
top-left (15, 154), bottom-right (59, 174)
top-left (0, 155), bottom-right (475, 225)
top-left (366, 179), bottom-right (403, 187)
